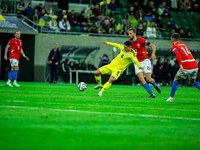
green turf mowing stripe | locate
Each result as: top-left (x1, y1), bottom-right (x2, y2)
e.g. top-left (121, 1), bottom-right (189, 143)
top-left (1, 105), bottom-right (200, 121)
top-left (1, 100), bottom-right (200, 112)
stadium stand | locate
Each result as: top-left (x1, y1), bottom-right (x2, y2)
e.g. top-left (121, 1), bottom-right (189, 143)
top-left (1, 0), bottom-right (199, 38)
top-left (0, 0), bottom-right (200, 84)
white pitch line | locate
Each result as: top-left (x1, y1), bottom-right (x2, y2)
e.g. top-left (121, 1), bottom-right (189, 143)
top-left (0, 105), bottom-right (200, 121)
top-left (1, 100), bottom-right (200, 112)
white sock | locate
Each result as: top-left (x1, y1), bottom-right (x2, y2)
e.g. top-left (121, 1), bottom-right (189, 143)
top-left (14, 80), bottom-right (17, 84)
top-left (7, 80), bottom-right (11, 84)
top-left (170, 97), bottom-right (173, 99)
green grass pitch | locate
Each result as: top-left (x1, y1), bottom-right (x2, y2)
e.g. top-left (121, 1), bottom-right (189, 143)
top-left (0, 81), bottom-right (200, 149)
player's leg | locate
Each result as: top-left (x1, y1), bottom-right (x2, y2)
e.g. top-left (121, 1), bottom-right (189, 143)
top-left (166, 73), bottom-right (183, 102)
top-left (135, 61), bottom-right (155, 98)
top-left (6, 59), bottom-right (16, 87)
top-left (144, 59), bottom-right (161, 93)
top-left (12, 59), bottom-right (19, 86)
top-left (94, 69), bottom-right (103, 89)
top-left (98, 75), bottom-right (116, 96)
top-left (94, 65), bottom-right (111, 89)
top-left (145, 73), bottom-right (161, 93)
top-left (137, 72), bottom-right (155, 98)
top-left (6, 66), bottom-right (14, 87)
top-left (13, 65), bottom-right (20, 87)
top-left (98, 69), bottom-right (120, 96)
top-left (190, 79), bottom-right (200, 89)
top-left (188, 69), bottom-right (200, 89)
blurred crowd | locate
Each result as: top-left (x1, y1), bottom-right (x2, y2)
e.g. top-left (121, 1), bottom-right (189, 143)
top-left (1, 0), bottom-right (199, 37)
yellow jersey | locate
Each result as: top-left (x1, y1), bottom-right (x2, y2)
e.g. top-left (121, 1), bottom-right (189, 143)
top-left (107, 42), bottom-right (141, 71)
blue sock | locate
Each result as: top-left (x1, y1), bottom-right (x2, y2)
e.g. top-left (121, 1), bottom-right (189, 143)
top-left (143, 83), bottom-right (154, 95)
top-left (194, 82), bottom-right (200, 89)
top-left (152, 80), bottom-right (157, 87)
top-left (8, 70), bottom-right (14, 80)
top-left (13, 70), bottom-right (19, 81)
top-left (170, 81), bottom-right (178, 98)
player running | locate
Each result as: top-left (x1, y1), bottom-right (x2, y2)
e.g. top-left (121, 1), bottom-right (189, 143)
top-left (94, 41), bottom-right (142, 96)
top-left (166, 33), bottom-right (200, 102)
top-left (4, 31), bottom-right (29, 87)
top-left (128, 27), bottom-right (161, 98)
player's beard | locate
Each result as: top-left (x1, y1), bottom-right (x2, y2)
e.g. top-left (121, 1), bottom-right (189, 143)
top-left (16, 36), bottom-right (20, 40)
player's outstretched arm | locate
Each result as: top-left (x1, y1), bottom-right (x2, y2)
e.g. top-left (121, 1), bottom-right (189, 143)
top-left (21, 48), bottom-right (29, 61)
top-left (149, 43), bottom-right (156, 61)
top-left (4, 45), bottom-right (10, 60)
top-left (103, 41), bottom-right (123, 49)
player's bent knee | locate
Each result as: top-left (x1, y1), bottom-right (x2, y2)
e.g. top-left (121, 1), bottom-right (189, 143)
top-left (138, 76), bottom-right (145, 82)
top-left (174, 74), bottom-right (182, 83)
top-left (108, 76), bottom-right (116, 83)
top-left (94, 70), bottom-right (101, 76)
top-left (145, 77), bottom-right (151, 83)
top-left (189, 79), bottom-right (195, 85)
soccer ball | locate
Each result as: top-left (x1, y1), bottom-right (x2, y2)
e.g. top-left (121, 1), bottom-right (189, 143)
top-left (78, 82), bottom-right (87, 91)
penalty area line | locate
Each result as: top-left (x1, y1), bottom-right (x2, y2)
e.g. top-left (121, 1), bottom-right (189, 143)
top-left (0, 105), bottom-right (200, 121)
top-left (1, 100), bottom-right (200, 112)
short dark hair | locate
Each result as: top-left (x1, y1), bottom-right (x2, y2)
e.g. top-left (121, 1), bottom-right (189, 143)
top-left (14, 31), bottom-right (20, 34)
top-left (171, 33), bottom-right (180, 41)
top-left (128, 27), bottom-right (136, 33)
top-left (124, 41), bottom-right (132, 47)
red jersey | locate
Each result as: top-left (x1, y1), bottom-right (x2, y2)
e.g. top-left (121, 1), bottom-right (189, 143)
top-left (8, 38), bottom-right (22, 61)
top-left (129, 37), bottom-right (150, 62)
top-left (171, 42), bottom-right (198, 70)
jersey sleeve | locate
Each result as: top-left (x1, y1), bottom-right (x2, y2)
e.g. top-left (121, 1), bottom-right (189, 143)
top-left (140, 37), bottom-right (150, 46)
top-left (171, 45), bottom-right (178, 53)
top-left (130, 50), bottom-right (141, 68)
top-left (107, 42), bottom-right (124, 50)
top-left (8, 39), bottom-right (13, 46)
top-left (174, 50), bottom-right (182, 66)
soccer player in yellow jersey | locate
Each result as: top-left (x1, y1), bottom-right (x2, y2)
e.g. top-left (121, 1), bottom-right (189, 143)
top-left (94, 41), bottom-right (143, 96)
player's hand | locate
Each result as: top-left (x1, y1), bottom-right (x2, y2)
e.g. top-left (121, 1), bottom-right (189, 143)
top-left (139, 67), bottom-right (143, 70)
top-left (24, 56), bottom-right (29, 61)
top-left (103, 41), bottom-right (107, 45)
top-left (151, 53), bottom-right (156, 61)
top-left (181, 68), bottom-right (185, 74)
top-left (4, 55), bottom-right (7, 60)
top-left (180, 65), bottom-right (185, 74)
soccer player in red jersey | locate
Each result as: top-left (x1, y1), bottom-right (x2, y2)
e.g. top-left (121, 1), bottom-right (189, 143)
top-left (128, 28), bottom-right (161, 98)
top-left (166, 33), bottom-right (200, 102)
top-left (4, 31), bottom-right (29, 87)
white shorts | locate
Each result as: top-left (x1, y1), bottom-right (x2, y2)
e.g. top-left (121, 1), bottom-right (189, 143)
top-left (134, 59), bottom-right (151, 75)
top-left (9, 59), bottom-right (19, 67)
top-left (177, 68), bottom-right (198, 79)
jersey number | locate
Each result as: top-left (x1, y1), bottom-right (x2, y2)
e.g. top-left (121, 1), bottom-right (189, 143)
top-left (181, 46), bottom-right (190, 56)
top-left (121, 54), bottom-right (124, 58)
top-left (18, 46), bottom-right (20, 51)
